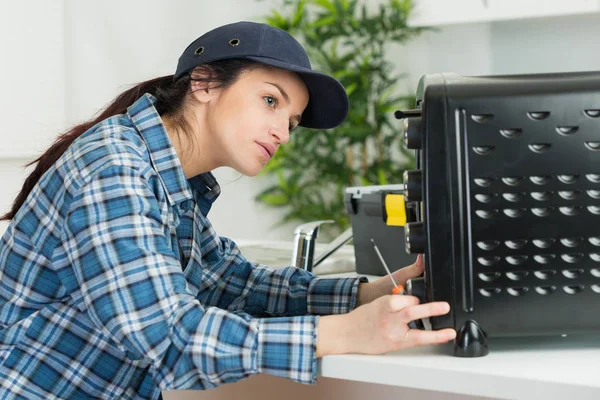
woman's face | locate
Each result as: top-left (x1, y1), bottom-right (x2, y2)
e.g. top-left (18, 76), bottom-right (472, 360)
top-left (191, 65), bottom-right (309, 177)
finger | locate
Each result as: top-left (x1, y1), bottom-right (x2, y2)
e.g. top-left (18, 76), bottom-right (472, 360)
top-left (404, 328), bottom-right (456, 347)
top-left (400, 301), bottom-right (451, 323)
top-left (386, 293), bottom-right (420, 312)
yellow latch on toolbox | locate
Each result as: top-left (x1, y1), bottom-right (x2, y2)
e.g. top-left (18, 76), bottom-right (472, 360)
top-left (385, 194), bottom-right (407, 226)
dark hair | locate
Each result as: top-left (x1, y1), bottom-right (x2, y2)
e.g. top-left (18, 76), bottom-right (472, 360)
top-left (1, 58), bottom-right (260, 221)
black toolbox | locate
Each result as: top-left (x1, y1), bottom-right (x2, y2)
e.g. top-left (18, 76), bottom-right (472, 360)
top-left (344, 185), bottom-right (417, 276)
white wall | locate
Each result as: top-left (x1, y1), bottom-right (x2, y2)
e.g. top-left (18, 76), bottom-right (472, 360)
top-left (0, 0), bottom-right (65, 233)
top-left (395, 11), bottom-right (600, 93)
top-left (0, 0), bottom-right (65, 158)
top-left (490, 12), bottom-right (600, 74)
top-left (389, 23), bottom-right (492, 94)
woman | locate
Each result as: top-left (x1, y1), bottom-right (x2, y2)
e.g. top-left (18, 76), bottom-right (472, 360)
top-left (0, 21), bottom-right (455, 399)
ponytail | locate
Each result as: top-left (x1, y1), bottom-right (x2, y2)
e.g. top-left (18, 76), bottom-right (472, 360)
top-left (0, 74), bottom-right (190, 221)
top-left (1, 58), bottom-right (260, 221)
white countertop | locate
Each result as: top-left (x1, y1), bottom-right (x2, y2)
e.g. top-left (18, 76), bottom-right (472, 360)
top-left (237, 239), bottom-right (600, 400)
top-left (319, 335), bottom-right (600, 399)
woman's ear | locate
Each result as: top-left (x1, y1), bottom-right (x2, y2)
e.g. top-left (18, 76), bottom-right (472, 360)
top-left (189, 68), bottom-right (221, 104)
top-left (190, 78), bottom-right (214, 104)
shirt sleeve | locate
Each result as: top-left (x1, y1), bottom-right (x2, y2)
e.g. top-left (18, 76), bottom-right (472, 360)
top-left (197, 235), bottom-right (365, 317)
top-left (57, 164), bottom-right (320, 388)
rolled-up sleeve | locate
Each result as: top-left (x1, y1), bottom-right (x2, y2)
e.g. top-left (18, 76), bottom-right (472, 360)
top-left (56, 164), bottom-right (321, 388)
top-left (195, 235), bottom-right (365, 317)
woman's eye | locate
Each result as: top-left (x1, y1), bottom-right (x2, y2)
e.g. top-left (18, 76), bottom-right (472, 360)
top-left (264, 95), bottom-right (277, 108)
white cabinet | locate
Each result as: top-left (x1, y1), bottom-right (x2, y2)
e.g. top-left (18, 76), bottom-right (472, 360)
top-left (408, 0), bottom-right (600, 27)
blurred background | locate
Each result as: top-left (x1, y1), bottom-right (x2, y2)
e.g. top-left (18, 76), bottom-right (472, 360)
top-left (2, 1), bottom-right (600, 399)
top-left (2, 0), bottom-right (600, 243)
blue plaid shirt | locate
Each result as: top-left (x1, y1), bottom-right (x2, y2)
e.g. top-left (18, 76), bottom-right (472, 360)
top-left (0, 94), bottom-right (363, 399)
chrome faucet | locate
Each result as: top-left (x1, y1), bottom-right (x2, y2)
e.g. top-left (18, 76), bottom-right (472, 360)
top-left (291, 220), bottom-right (353, 272)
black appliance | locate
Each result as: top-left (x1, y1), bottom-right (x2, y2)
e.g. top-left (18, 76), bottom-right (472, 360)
top-left (398, 71), bottom-right (600, 357)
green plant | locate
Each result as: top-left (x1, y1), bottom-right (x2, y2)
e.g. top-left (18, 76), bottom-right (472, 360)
top-left (255, 0), bottom-right (425, 239)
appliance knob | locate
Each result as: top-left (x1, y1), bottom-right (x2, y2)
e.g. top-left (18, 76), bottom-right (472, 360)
top-left (406, 276), bottom-right (426, 304)
top-left (404, 221), bottom-right (425, 254)
top-left (403, 169), bottom-right (423, 202)
top-left (403, 117), bottom-right (422, 150)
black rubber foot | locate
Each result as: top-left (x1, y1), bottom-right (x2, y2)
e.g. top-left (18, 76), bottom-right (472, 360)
top-left (453, 320), bottom-right (489, 357)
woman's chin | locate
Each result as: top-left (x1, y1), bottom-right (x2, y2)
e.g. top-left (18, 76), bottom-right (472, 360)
top-left (235, 161), bottom-right (264, 177)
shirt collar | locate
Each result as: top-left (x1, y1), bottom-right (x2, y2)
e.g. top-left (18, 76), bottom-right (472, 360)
top-left (188, 173), bottom-right (221, 215)
top-left (126, 93), bottom-right (221, 211)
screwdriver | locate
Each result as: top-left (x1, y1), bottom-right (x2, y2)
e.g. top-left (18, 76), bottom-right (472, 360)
top-left (371, 238), bottom-right (423, 330)
top-left (371, 238), bottom-right (406, 295)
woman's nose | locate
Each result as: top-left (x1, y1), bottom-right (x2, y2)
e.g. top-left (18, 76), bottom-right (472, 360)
top-left (270, 123), bottom-right (290, 145)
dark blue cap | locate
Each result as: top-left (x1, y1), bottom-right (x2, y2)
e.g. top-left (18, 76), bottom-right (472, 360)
top-left (174, 21), bottom-right (349, 130)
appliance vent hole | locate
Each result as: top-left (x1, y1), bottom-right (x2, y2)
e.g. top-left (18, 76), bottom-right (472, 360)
top-left (591, 253), bottom-right (600, 262)
top-left (472, 114), bottom-right (494, 123)
top-left (528, 111), bottom-right (550, 120)
top-left (587, 190), bottom-right (600, 199)
top-left (535, 286), bottom-right (556, 295)
top-left (506, 255), bottom-right (528, 265)
top-left (534, 270), bottom-right (557, 280)
top-left (478, 272), bottom-right (501, 282)
top-left (473, 146), bottom-right (495, 155)
top-left (584, 109), bottom-right (600, 118)
top-left (503, 208), bottom-right (525, 218)
top-left (588, 206), bottom-right (600, 215)
top-left (587, 174), bottom-right (600, 183)
top-left (558, 191), bottom-right (580, 200)
top-left (533, 238), bottom-right (555, 248)
top-left (502, 177), bottom-right (523, 186)
top-left (556, 126), bottom-right (579, 135)
top-left (589, 237), bottom-right (600, 247)
top-left (558, 174), bottom-right (579, 184)
top-left (532, 207), bottom-right (553, 217)
top-left (560, 237), bottom-right (583, 248)
top-left (500, 128), bottom-right (523, 138)
top-left (530, 176), bottom-right (551, 185)
top-left (474, 178), bottom-right (494, 187)
top-left (563, 285), bottom-right (584, 294)
top-left (477, 240), bottom-right (500, 251)
top-left (478, 256), bottom-right (501, 266)
top-left (534, 254), bottom-right (556, 264)
top-left (559, 206), bottom-right (582, 216)
top-left (530, 191), bottom-right (553, 201)
top-left (476, 210), bottom-right (498, 219)
top-left (505, 239), bottom-right (528, 250)
top-left (475, 194), bottom-right (495, 203)
top-left (562, 269), bottom-right (584, 279)
top-left (479, 288), bottom-right (501, 297)
top-left (507, 287), bottom-right (528, 296)
top-left (529, 143), bottom-right (552, 153)
top-left (591, 285), bottom-right (600, 293)
top-left (502, 192), bottom-right (525, 202)
top-left (585, 142), bottom-right (600, 151)
top-left (561, 253), bottom-right (584, 263)
top-left (591, 268), bottom-right (600, 277)
top-left (506, 271), bottom-right (528, 281)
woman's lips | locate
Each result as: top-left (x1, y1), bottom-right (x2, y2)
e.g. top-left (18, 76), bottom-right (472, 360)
top-left (256, 141), bottom-right (276, 159)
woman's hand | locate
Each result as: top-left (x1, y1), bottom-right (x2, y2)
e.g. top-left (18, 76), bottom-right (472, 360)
top-left (316, 294), bottom-right (456, 357)
top-left (357, 254), bottom-right (425, 306)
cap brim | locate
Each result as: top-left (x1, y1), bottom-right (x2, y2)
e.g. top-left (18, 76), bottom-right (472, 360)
top-left (246, 56), bottom-right (349, 130)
